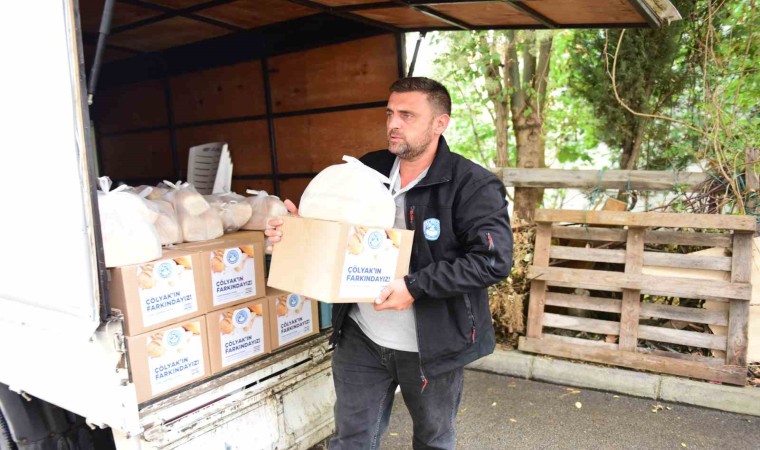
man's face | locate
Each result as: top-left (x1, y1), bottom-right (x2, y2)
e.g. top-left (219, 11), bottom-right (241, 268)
top-left (386, 91), bottom-right (441, 161)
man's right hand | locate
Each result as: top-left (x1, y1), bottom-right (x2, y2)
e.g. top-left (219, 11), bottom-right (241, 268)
top-left (264, 199), bottom-right (299, 246)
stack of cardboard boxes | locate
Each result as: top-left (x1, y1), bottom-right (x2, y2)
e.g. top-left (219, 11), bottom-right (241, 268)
top-left (109, 231), bottom-right (319, 403)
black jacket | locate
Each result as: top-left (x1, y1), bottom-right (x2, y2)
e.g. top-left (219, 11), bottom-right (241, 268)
top-left (331, 136), bottom-right (514, 379)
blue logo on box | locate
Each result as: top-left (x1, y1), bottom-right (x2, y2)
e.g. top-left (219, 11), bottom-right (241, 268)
top-left (158, 262), bottom-right (173, 279)
top-left (288, 294), bottom-right (301, 308)
top-left (423, 218), bottom-right (441, 241)
top-left (166, 329), bottom-right (183, 347)
top-left (367, 231), bottom-right (384, 249)
top-left (234, 309), bottom-right (250, 325)
top-left (226, 249), bottom-right (240, 265)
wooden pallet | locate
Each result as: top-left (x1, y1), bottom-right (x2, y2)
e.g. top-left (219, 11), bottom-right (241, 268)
top-left (518, 209), bottom-right (756, 385)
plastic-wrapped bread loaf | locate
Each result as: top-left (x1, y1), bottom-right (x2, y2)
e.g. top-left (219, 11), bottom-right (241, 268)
top-left (242, 190), bottom-right (288, 230)
top-left (97, 177), bottom-right (162, 267)
top-left (151, 199), bottom-right (182, 245)
top-left (163, 181), bottom-right (223, 242)
top-left (204, 192), bottom-right (253, 233)
top-left (132, 186), bottom-right (182, 245)
top-left (299, 156), bottom-right (395, 228)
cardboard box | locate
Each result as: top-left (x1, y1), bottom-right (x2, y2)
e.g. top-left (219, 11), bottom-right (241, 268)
top-left (206, 298), bottom-right (270, 374)
top-left (176, 231), bottom-right (266, 311)
top-left (267, 288), bottom-right (320, 349)
top-left (267, 216), bottom-right (413, 303)
top-left (126, 316), bottom-right (211, 403)
top-left (109, 249), bottom-right (207, 336)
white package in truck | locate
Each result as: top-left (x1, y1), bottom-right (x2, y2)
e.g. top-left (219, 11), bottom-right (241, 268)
top-left (97, 177), bottom-right (162, 267)
top-left (163, 181), bottom-right (224, 242)
top-left (204, 192), bottom-right (253, 233)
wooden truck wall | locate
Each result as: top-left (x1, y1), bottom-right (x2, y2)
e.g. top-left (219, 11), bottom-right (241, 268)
top-left (92, 33), bottom-right (401, 204)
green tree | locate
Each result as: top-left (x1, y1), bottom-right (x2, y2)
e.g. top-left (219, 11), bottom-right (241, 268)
top-left (567, 0), bottom-right (697, 172)
top-left (433, 30), bottom-right (554, 223)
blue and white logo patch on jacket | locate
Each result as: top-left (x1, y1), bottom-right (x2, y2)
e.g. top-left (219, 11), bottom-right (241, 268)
top-left (423, 218), bottom-right (441, 241)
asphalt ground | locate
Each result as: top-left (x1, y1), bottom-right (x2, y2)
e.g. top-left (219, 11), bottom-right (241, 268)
top-left (380, 370), bottom-right (760, 450)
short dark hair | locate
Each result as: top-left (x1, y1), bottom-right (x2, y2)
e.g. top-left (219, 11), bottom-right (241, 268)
top-left (389, 77), bottom-right (451, 116)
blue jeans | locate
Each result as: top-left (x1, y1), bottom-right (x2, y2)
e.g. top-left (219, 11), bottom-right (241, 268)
top-left (329, 318), bottom-right (464, 450)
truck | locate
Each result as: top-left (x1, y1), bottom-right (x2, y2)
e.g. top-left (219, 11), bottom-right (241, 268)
top-left (0, 1), bottom-right (675, 448)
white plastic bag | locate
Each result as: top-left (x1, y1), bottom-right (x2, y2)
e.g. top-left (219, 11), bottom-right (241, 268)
top-left (97, 177), bottom-right (162, 267)
top-left (299, 156), bottom-right (395, 228)
top-left (242, 190), bottom-right (288, 231)
top-left (131, 186), bottom-right (182, 245)
top-left (204, 192), bottom-right (253, 233)
top-left (163, 181), bottom-right (223, 242)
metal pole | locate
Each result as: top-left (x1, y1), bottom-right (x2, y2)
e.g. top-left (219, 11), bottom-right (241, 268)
top-left (406, 32), bottom-right (427, 77)
top-left (87, 0), bottom-right (116, 105)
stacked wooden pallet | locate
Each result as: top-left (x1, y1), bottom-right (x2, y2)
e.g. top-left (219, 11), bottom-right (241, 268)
top-left (519, 209), bottom-right (756, 385)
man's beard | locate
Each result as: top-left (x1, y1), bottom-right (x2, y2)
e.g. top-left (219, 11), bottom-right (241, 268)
top-left (388, 131), bottom-right (433, 161)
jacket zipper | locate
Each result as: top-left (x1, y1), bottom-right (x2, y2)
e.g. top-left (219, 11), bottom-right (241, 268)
top-left (412, 305), bottom-right (428, 393)
top-left (463, 293), bottom-right (476, 344)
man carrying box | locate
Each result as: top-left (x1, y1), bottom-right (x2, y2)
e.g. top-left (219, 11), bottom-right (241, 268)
top-left (267, 77), bottom-right (513, 450)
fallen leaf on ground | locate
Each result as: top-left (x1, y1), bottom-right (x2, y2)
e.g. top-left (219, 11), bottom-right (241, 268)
top-left (612, 395), bottom-right (620, 398)
top-left (492, 402), bottom-right (497, 407)
top-left (681, 443), bottom-right (687, 448)
top-left (651, 404), bottom-right (664, 413)
top-left (509, 418), bottom-right (517, 423)
top-left (560, 388), bottom-right (581, 398)
top-left (390, 433), bottom-right (398, 437)
top-left (575, 402), bottom-right (582, 409)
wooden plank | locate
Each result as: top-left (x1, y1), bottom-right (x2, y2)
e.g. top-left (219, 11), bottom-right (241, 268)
top-left (546, 292), bottom-right (730, 326)
top-left (175, 120), bottom-right (271, 179)
top-left (543, 313), bottom-right (619, 335)
top-left (636, 347), bottom-right (727, 368)
top-left (528, 266), bottom-right (752, 301)
top-left (170, 61), bottom-right (265, 125)
top-left (269, 35), bottom-right (397, 114)
top-left (552, 226), bottom-right (733, 248)
top-left (550, 246), bottom-right (626, 264)
top-left (535, 209), bottom-right (756, 232)
top-left (94, 79), bottom-right (168, 133)
top-left (528, 0), bottom-right (643, 25)
top-left (274, 108), bottom-right (387, 174)
top-left (551, 226), bottom-right (626, 243)
top-left (231, 180), bottom-right (274, 197)
top-left (278, 178), bottom-right (313, 207)
top-left (541, 333), bottom-right (618, 350)
top-left (499, 169), bottom-right (709, 191)
top-left (108, 16), bottom-right (230, 53)
top-left (429, 2), bottom-right (539, 26)
top-left (640, 303), bottom-right (728, 326)
top-left (642, 248), bottom-right (730, 282)
top-left (644, 230), bottom-right (733, 248)
top-left (620, 227), bottom-right (644, 351)
top-left (643, 252), bottom-right (732, 271)
top-left (638, 325), bottom-right (727, 351)
top-left (197, 0), bottom-right (316, 29)
top-left (99, 131), bottom-right (173, 180)
top-left (518, 336), bottom-right (746, 385)
top-left (526, 223), bottom-right (552, 338)
top-left (727, 233), bottom-right (753, 366)
top-left (545, 292), bottom-right (621, 313)
top-left (354, 7), bottom-right (448, 28)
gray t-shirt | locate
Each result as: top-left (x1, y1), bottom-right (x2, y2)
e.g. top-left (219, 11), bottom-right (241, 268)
top-left (349, 157), bottom-right (429, 352)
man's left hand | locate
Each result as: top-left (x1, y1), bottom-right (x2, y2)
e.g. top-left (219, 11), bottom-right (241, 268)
top-left (374, 278), bottom-right (414, 311)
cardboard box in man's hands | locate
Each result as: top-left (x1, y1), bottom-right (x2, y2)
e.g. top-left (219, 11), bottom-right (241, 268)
top-left (267, 216), bottom-right (413, 303)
